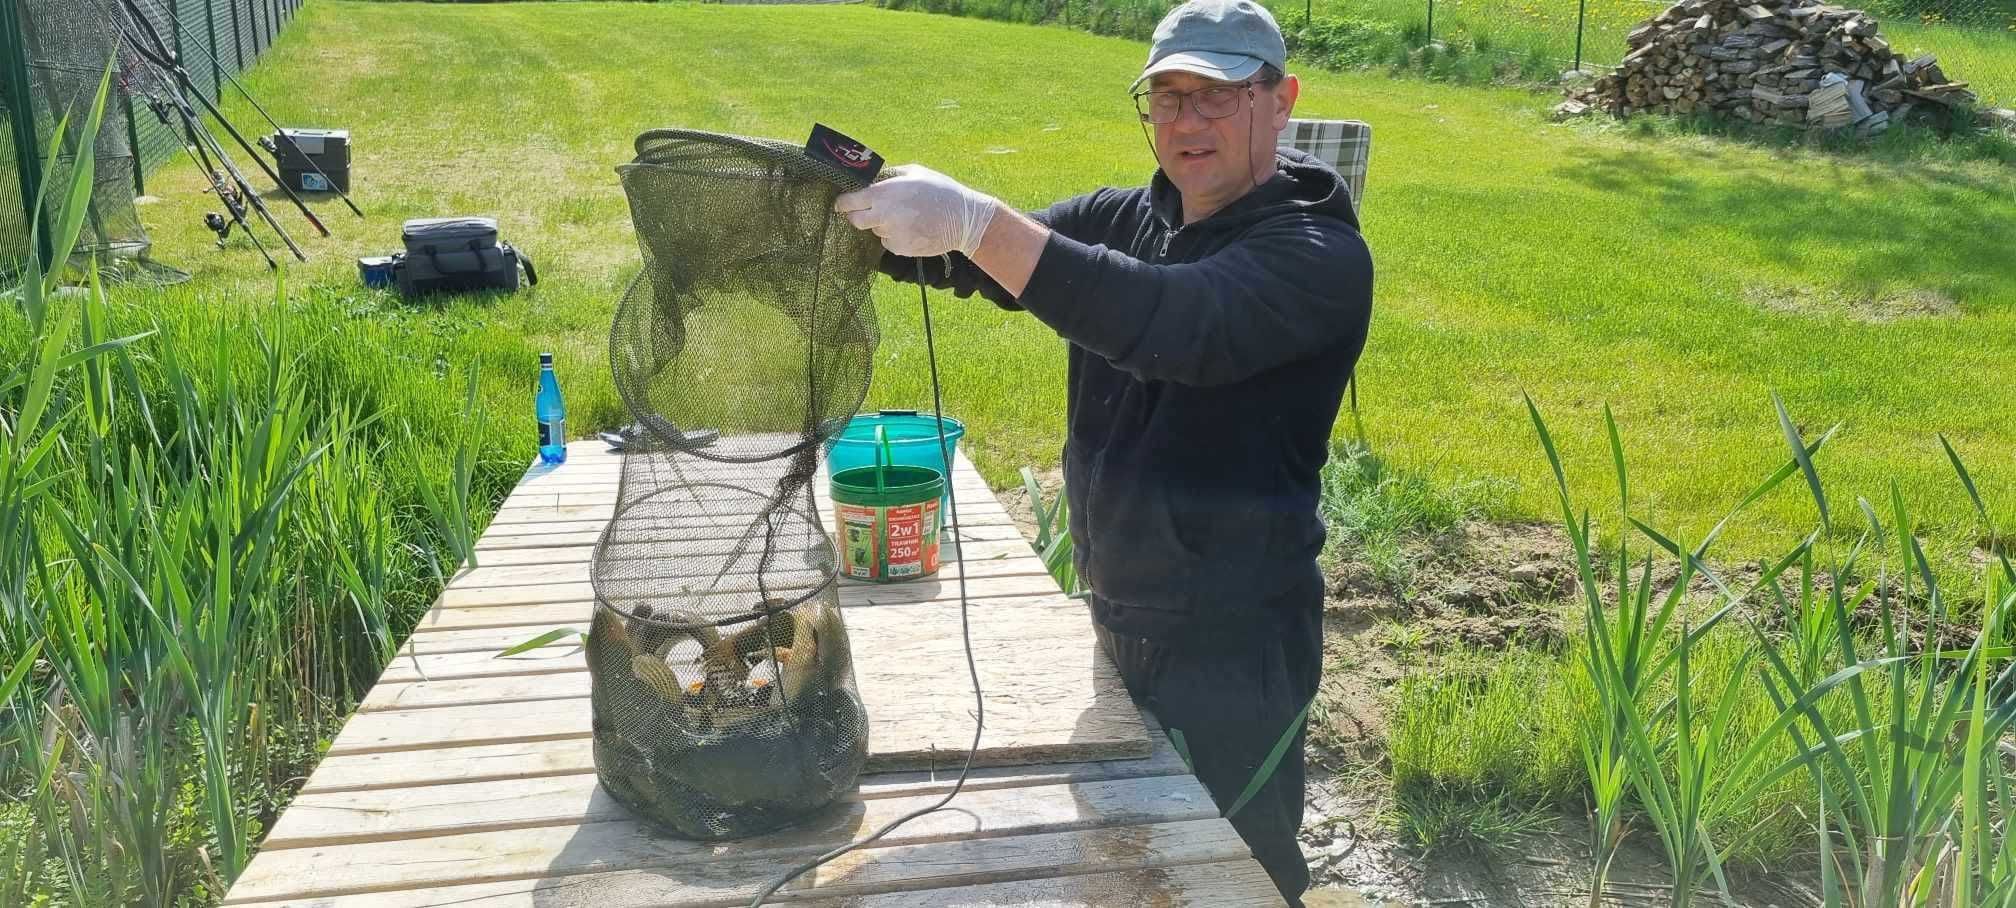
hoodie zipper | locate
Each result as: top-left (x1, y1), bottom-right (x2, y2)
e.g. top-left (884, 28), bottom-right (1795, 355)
top-left (1156, 225), bottom-right (1182, 263)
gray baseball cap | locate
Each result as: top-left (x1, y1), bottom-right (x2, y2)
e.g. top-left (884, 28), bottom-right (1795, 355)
top-left (1132, 0), bottom-right (1288, 91)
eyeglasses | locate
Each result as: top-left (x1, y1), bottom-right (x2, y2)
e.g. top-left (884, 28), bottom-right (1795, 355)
top-left (1132, 81), bottom-right (1256, 125)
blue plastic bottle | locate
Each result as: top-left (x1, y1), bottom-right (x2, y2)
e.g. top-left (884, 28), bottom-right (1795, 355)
top-left (536, 353), bottom-right (567, 465)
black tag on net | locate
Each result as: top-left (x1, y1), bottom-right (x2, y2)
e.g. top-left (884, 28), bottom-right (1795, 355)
top-left (805, 124), bottom-right (883, 183)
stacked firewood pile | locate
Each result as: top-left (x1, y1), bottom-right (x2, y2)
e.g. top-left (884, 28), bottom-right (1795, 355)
top-left (1559, 0), bottom-right (1979, 134)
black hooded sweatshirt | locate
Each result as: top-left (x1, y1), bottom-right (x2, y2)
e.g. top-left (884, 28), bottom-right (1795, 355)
top-left (882, 148), bottom-right (1373, 644)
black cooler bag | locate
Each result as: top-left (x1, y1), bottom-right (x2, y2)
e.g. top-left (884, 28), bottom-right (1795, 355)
top-left (394, 216), bottom-right (537, 297)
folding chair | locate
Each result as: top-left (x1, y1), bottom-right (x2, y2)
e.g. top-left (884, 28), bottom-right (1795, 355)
top-left (1280, 118), bottom-right (1371, 218)
top-left (1279, 117), bottom-right (1371, 423)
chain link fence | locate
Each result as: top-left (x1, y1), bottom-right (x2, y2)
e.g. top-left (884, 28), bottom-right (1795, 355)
top-left (0, 0), bottom-right (303, 273)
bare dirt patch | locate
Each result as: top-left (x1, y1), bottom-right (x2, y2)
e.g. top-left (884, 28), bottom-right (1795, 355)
top-left (996, 465), bottom-right (1064, 543)
top-left (1327, 520), bottom-right (1578, 651)
top-left (1744, 283), bottom-right (1960, 322)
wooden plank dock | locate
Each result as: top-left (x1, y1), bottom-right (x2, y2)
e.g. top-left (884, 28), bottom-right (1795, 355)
top-left (222, 439), bottom-right (1287, 907)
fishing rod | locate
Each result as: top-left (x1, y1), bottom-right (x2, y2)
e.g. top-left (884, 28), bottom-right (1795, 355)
top-left (147, 94), bottom-right (277, 269)
top-left (111, 11), bottom-right (306, 261)
top-left (150, 63), bottom-right (307, 262)
top-left (112, 0), bottom-right (330, 240)
top-left (128, 0), bottom-right (363, 219)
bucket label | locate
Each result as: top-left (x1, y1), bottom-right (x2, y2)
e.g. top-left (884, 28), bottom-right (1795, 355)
top-left (838, 503), bottom-right (879, 579)
top-left (882, 501), bottom-right (939, 578)
top-left (836, 499), bottom-right (940, 581)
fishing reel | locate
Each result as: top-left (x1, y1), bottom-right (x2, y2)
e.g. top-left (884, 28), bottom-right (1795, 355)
top-left (204, 211), bottom-right (233, 246)
top-left (204, 170), bottom-right (247, 248)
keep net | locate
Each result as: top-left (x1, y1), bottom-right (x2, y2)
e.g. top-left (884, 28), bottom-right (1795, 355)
top-left (588, 129), bottom-right (882, 840)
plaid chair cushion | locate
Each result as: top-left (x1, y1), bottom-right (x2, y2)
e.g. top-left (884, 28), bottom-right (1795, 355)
top-left (1280, 119), bottom-right (1370, 218)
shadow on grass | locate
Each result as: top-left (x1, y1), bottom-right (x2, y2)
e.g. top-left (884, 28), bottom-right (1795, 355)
top-left (1553, 140), bottom-right (2016, 304)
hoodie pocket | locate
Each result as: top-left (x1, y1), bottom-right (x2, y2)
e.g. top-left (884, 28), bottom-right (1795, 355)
top-left (1168, 488), bottom-right (1275, 568)
top-left (1079, 464), bottom-right (1198, 609)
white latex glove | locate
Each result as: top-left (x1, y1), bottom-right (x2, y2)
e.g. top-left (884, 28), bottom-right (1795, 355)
top-left (833, 164), bottom-right (999, 258)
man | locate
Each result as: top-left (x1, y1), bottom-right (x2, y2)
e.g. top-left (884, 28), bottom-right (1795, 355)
top-left (834, 1), bottom-right (1372, 902)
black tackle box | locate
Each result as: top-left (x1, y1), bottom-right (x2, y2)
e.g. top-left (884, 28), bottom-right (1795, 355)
top-left (267, 128), bottom-right (350, 193)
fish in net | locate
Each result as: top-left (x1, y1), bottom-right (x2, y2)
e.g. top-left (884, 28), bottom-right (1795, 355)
top-left (588, 129), bottom-right (883, 840)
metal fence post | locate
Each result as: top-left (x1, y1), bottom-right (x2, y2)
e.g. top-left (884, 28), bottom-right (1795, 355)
top-left (231, 0), bottom-right (245, 71)
top-left (1426, 0), bottom-right (1434, 44)
top-left (1573, 0), bottom-right (1587, 72)
top-left (204, 0), bottom-right (221, 102)
top-left (1, 0), bottom-right (51, 269)
top-left (122, 85), bottom-right (144, 194)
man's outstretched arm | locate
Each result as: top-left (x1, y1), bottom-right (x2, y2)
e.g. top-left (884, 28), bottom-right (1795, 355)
top-left (966, 205), bottom-right (1048, 300)
top-left (841, 165), bottom-right (1072, 308)
top-left (839, 164), bottom-right (1372, 388)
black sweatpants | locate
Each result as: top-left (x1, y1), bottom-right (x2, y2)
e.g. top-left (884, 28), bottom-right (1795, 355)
top-left (1094, 604), bottom-right (1324, 907)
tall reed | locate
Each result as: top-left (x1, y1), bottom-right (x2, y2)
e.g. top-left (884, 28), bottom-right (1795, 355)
top-left (2, 60), bottom-right (512, 905)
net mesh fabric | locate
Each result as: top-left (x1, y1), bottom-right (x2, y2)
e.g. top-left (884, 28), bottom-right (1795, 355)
top-left (13, 0), bottom-right (187, 283)
top-left (589, 129), bottom-right (882, 840)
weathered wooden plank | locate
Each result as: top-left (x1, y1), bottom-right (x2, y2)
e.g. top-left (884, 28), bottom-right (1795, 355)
top-left (267, 734), bottom-right (1189, 848)
top-left (486, 500), bottom-right (1011, 532)
top-left (469, 536), bottom-right (1035, 569)
top-left (378, 555), bottom-right (1063, 678)
top-left (474, 518), bottom-right (1024, 551)
top-left (429, 574), bottom-right (1066, 614)
top-left (484, 503), bottom-right (1015, 530)
top-left (377, 643), bottom-right (586, 684)
top-left (520, 438), bottom-right (987, 468)
top-left (509, 475), bottom-right (1005, 498)
top-left (407, 602), bottom-right (593, 633)
top-left (397, 625), bottom-right (596, 657)
top-left (233, 823), bottom-right (1258, 907)
top-left (494, 463), bottom-right (1001, 511)
top-left (499, 485), bottom-right (1009, 517)
top-left (341, 662), bottom-right (1129, 759)
top-left (298, 738), bottom-right (600, 794)
top-left (475, 518), bottom-right (614, 540)
top-left (339, 601), bottom-right (1149, 771)
top-left (371, 596), bottom-right (1106, 711)
top-left (499, 476), bottom-right (995, 510)
top-left (450, 552), bottom-right (1051, 591)
top-left (794, 860), bottom-right (1285, 908)
top-left (300, 722), bottom-right (1175, 798)
top-left (301, 711), bottom-right (1172, 795)
top-left (411, 591), bottom-right (1075, 638)
top-left (222, 776), bottom-right (1218, 903)
top-left (490, 493), bottom-right (1008, 526)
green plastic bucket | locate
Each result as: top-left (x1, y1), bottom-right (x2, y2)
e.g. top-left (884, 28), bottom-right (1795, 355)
top-left (831, 426), bottom-right (945, 583)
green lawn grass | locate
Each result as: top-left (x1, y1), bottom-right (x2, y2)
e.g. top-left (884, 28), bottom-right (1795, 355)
top-left (138, 0), bottom-right (2016, 576)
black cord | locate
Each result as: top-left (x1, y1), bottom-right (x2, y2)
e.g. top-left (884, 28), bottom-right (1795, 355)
top-left (746, 261), bottom-right (984, 907)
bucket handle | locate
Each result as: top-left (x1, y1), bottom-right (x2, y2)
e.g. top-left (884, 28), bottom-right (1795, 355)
top-left (874, 425), bottom-right (891, 494)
